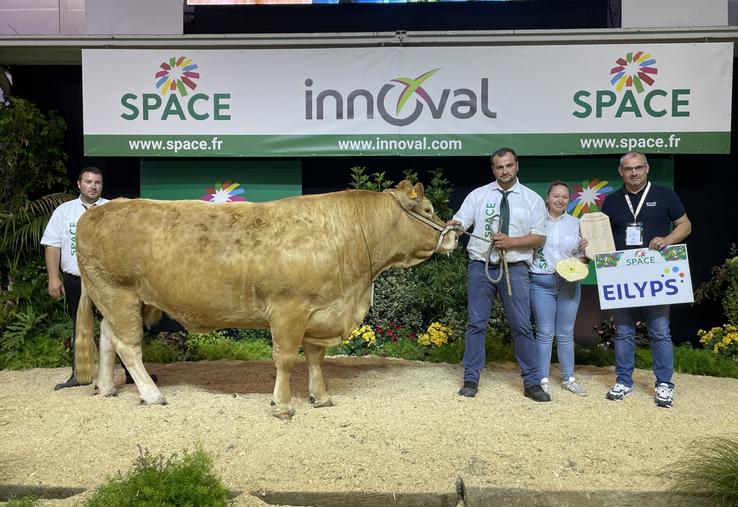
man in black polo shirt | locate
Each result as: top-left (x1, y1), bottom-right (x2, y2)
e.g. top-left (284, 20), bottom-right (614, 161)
top-left (601, 151), bottom-right (691, 408)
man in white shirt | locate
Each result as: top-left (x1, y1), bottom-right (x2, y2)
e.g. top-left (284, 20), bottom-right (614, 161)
top-left (448, 148), bottom-right (549, 401)
top-left (41, 167), bottom-right (108, 390)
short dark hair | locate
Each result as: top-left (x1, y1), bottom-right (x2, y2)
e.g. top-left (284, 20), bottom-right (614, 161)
top-left (78, 166), bottom-right (103, 181)
top-left (547, 180), bottom-right (570, 196)
top-left (491, 147), bottom-right (517, 163)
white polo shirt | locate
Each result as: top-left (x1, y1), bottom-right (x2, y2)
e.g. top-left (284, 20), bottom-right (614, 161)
top-left (530, 212), bottom-right (581, 275)
top-left (41, 196), bottom-right (108, 276)
top-left (453, 179), bottom-right (547, 265)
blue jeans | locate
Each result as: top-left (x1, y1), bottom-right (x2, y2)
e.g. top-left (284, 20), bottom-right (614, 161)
top-left (611, 305), bottom-right (673, 388)
top-left (530, 273), bottom-right (581, 381)
top-left (463, 260), bottom-right (539, 387)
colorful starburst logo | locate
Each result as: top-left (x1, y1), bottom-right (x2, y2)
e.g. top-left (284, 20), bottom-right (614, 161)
top-left (610, 51), bottom-right (657, 93)
top-left (567, 178), bottom-right (614, 217)
top-left (155, 57), bottom-right (199, 97)
top-left (200, 181), bottom-right (246, 203)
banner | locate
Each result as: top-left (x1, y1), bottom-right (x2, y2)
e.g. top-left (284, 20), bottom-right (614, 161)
top-left (594, 244), bottom-right (694, 310)
top-left (82, 44), bottom-right (733, 157)
top-left (140, 160), bottom-right (302, 201)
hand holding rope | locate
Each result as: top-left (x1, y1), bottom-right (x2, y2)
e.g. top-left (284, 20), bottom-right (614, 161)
top-left (449, 216), bottom-right (512, 296)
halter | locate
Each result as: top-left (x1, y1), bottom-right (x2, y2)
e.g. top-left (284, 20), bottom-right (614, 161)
top-left (388, 191), bottom-right (457, 253)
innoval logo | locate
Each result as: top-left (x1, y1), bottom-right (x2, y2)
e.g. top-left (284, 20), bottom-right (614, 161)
top-left (572, 50), bottom-right (689, 119)
top-left (305, 68), bottom-right (497, 126)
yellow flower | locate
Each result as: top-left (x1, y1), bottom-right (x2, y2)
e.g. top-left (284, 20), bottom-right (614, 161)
top-left (346, 325), bottom-right (376, 346)
top-left (419, 322), bottom-right (452, 347)
top-left (555, 258), bottom-right (589, 282)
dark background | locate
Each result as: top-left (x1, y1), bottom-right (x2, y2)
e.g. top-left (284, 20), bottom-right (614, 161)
top-left (7, 0), bottom-right (736, 343)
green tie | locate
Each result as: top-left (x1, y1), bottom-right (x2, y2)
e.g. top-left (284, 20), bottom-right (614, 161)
top-left (498, 189), bottom-right (510, 235)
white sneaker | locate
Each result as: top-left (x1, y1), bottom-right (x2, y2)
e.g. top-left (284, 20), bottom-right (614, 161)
top-left (563, 376), bottom-right (587, 396)
top-left (540, 377), bottom-right (550, 394)
top-left (655, 383), bottom-right (674, 408)
top-left (606, 382), bottom-right (633, 401)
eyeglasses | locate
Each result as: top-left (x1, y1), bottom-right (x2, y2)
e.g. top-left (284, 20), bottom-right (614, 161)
top-left (621, 164), bottom-right (646, 173)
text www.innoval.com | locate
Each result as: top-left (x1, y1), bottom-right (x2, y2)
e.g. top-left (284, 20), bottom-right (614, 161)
top-left (337, 137), bottom-right (463, 152)
top-left (579, 134), bottom-right (682, 151)
top-left (128, 137), bottom-right (224, 153)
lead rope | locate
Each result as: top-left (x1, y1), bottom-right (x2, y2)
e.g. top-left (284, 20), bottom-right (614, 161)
top-left (389, 191), bottom-right (511, 295)
top-left (474, 215), bottom-right (511, 296)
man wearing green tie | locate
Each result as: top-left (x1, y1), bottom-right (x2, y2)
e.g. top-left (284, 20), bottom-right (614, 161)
top-left (447, 148), bottom-right (549, 401)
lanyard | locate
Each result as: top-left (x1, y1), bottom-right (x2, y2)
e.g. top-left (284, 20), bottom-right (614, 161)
top-left (624, 182), bottom-right (651, 221)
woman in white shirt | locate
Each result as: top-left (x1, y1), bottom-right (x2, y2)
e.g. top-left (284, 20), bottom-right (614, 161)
top-left (530, 181), bottom-right (587, 396)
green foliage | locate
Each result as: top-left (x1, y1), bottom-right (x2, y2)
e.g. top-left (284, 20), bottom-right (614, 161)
top-left (381, 338), bottom-right (426, 361)
top-left (634, 347), bottom-right (653, 369)
top-left (233, 328), bottom-right (272, 344)
top-left (143, 336), bottom-right (187, 363)
top-left (425, 338), bottom-right (465, 364)
top-left (1, 257), bottom-right (72, 369)
top-left (423, 167), bottom-right (455, 221)
top-left (674, 343), bottom-right (738, 378)
top-left (2, 192), bottom-right (75, 272)
top-left (0, 98), bottom-right (70, 212)
top-left (367, 268), bottom-right (425, 332)
top-left (348, 166), bottom-right (394, 191)
top-left (592, 316), bottom-right (649, 349)
top-left (668, 436), bottom-right (738, 506)
top-left (193, 338), bottom-right (272, 361)
top-left (695, 246), bottom-right (738, 326)
top-left (142, 330), bottom-right (273, 363)
top-left (485, 331), bottom-right (517, 362)
top-left (574, 344), bottom-right (615, 367)
top-left (698, 324), bottom-right (738, 359)
top-left (0, 97), bottom-right (73, 274)
top-left (5, 497), bottom-right (41, 507)
top-left (83, 446), bottom-right (231, 507)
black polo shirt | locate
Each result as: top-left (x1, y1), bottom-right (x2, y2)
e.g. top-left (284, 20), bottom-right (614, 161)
top-left (601, 182), bottom-right (686, 251)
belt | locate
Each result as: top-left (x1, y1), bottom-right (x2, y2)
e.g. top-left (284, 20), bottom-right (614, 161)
top-left (64, 273), bottom-right (80, 279)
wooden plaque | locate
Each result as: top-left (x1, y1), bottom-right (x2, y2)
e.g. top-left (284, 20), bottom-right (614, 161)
top-left (579, 212), bottom-right (615, 260)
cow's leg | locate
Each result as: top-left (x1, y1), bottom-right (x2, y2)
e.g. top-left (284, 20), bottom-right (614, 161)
top-left (100, 289), bottom-right (165, 405)
top-left (270, 314), bottom-right (308, 419)
top-left (303, 341), bottom-right (333, 408)
top-left (96, 318), bottom-right (117, 397)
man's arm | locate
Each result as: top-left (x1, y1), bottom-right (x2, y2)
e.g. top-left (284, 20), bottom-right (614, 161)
top-left (648, 214), bottom-right (692, 250)
top-left (492, 233), bottom-right (546, 251)
top-left (44, 246), bottom-right (64, 299)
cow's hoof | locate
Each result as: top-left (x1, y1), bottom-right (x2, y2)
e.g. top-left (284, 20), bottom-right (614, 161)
top-left (309, 395), bottom-right (333, 408)
top-left (272, 405), bottom-right (295, 419)
top-left (140, 394), bottom-right (167, 405)
top-left (99, 387), bottom-right (117, 397)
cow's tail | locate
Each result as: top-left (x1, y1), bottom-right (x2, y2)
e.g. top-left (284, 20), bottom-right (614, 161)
top-left (74, 280), bottom-right (98, 384)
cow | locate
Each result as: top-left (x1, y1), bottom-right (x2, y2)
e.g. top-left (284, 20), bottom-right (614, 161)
top-left (73, 180), bottom-right (458, 418)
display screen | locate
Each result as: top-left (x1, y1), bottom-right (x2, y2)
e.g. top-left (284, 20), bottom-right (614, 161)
top-left (188, 0), bottom-right (505, 4)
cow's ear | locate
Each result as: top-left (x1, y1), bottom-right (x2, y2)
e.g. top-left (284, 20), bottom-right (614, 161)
top-left (411, 182), bottom-right (425, 202)
top-left (388, 180), bottom-right (420, 210)
top-left (394, 180), bottom-right (414, 193)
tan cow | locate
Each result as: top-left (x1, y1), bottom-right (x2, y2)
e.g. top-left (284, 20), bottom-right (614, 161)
top-left (74, 181), bottom-right (457, 418)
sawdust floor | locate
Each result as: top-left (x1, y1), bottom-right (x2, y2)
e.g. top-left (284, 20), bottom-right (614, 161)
top-left (1, 357), bottom-right (737, 506)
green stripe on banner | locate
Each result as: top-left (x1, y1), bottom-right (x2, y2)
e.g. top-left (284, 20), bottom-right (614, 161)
top-left (84, 132), bottom-right (730, 157)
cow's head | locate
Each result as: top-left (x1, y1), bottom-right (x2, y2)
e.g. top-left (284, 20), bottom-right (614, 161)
top-left (385, 180), bottom-right (458, 257)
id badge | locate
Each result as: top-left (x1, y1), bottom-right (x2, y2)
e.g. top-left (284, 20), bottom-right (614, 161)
top-left (625, 222), bottom-right (643, 246)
